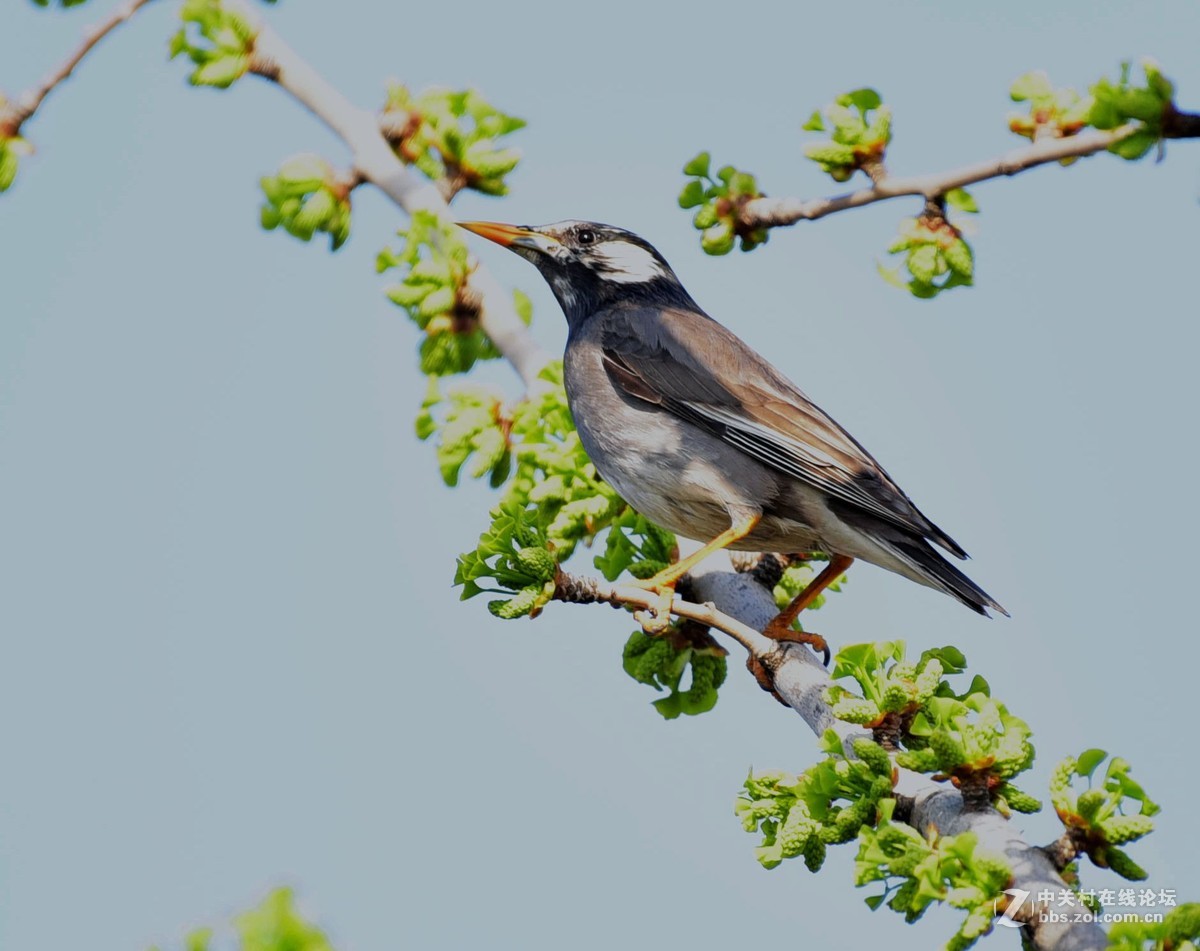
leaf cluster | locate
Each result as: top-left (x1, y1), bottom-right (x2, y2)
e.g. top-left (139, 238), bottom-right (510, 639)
top-left (377, 211), bottom-right (528, 375)
top-left (879, 199), bottom-right (976, 299)
top-left (259, 154), bottom-right (352, 250)
top-left (802, 87), bottom-right (892, 182)
top-left (416, 382), bottom-right (511, 488)
top-left (677, 151), bottom-right (768, 254)
top-left (855, 800), bottom-right (1013, 951)
top-left (1090, 60), bottom-right (1177, 160)
top-left (736, 729), bottom-right (895, 872)
top-left (827, 642), bottom-right (1040, 813)
top-left (1108, 903), bottom-right (1200, 951)
top-left (169, 0), bottom-right (257, 89)
top-left (381, 85), bottom-right (524, 197)
top-left (1008, 70), bottom-right (1093, 143)
top-left (622, 627), bottom-right (727, 719)
top-left (1049, 749), bottom-right (1159, 881)
top-left (155, 887), bottom-right (332, 951)
top-left (453, 364), bottom-right (630, 617)
top-left (454, 501), bottom-right (558, 619)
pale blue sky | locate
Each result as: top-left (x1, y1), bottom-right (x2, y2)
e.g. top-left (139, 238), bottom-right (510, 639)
top-left (2, 2), bottom-right (1198, 949)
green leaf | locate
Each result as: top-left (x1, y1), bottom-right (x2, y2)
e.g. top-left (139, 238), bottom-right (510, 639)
top-left (943, 188), bottom-right (978, 213)
top-left (678, 179), bottom-right (706, 209)
top-left (1010, 70), bottom-right (1053, 102)
top-left (1076, 748), bottom-right (1108, 779)
top-left (683, 151), bottom-right (711, 177)
top-left (801, 110), bottom-right (825, 131)
top-left (907, 245), bottom-right (939, 284)
top-left (840, 87), bottom-right (883, 112)
top-left (1109, 128), bottom-right (1158, 160)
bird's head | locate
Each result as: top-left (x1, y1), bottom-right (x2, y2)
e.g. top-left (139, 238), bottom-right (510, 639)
top-left (458, 219), bottom-right (696, 327)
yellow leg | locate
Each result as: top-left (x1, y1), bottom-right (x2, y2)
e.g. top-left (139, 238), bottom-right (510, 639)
top-left (631, 514), bottom-right (761, 633)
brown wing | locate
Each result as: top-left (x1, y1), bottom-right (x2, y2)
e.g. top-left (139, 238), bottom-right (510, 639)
top-left (598, 304), bottom-right (968, 558)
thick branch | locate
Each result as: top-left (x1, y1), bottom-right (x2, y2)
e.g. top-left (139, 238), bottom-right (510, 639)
top-left (559, 552), bottom-right (1106, 951)
top-left (0, 0), bottom-right (158, 138)
top-left (741, 118), bottom-right (1198, 227)
top-left (230, 1), bottom-right (553, 391)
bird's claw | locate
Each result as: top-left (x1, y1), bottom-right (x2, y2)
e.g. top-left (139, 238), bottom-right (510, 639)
top-left (762, 619), bottom-right (831, 667)
top-left (631, 583), bottom-right (676, 635)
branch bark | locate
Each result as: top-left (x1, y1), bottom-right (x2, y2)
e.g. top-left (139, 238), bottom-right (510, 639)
top-left (0, 0), bottom-right (158, 138)
top-left (740, 118), bottom-right (1198, 228)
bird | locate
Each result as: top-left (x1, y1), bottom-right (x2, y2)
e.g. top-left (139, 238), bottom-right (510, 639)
top-left (458, 219), bottom-right (1006, 660)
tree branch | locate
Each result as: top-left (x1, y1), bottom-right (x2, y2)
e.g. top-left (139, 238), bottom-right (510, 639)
top-left (11, 7), bottom-right (1115, 946)
top-left (559, 552), bottom-right (1106, 951)
top-left (231, 17), bottom-right (1111, 944)
top-left (0, 0), bottom-right (159, 138)
top-left (227, 0), bottom-right (553, 391)
top-left (740, 118), bottom-right (1199, 228)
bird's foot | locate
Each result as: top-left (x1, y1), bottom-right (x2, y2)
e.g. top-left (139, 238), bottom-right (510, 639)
top-left (746, 622), bottom-right (831, 706)
top-left (763, 619), bottom-right (831, 667)
top-left (628, 580), bottom-right (676, 635)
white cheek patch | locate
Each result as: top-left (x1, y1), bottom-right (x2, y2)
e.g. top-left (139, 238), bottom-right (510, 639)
top-left (590, 241), bottom-right (668, 283)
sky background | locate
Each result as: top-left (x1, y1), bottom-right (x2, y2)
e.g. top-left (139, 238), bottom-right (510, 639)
top-left (2, 1), bottom-right (1198, 949)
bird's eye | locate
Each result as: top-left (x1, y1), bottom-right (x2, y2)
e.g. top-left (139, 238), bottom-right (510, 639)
top-left (576, 229), bottom-right (596, 246)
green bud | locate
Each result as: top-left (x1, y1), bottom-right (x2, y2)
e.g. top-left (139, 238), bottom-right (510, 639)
top-left (489, 585), bottom-right (541, 619)
top-left (514, 546), bottom-right (556, 581)
top-left (852, 738), bottom-right (893, 777)
top-left (804, 142), bottom-right (857, 166)
top-left (1104, 847), bottom-right (1148, 881)
top-left (831, 697), bottom-right (881, 725)
top-left (943, 238), bottom-right (974, 279)
top-left (700, 223), bottom-right (735, 256)
top-left (293, 189), bottom-right (336, 233)
top-left (692, 204), bottom-right (719, 229)
top-left (907, 244), bottom-right (939, 285)
top-left (1099, 814), bottom-right (1154, 845)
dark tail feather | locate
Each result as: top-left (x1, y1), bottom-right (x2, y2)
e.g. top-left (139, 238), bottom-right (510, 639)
top-left (891, 538), bottom-right (1009, 618)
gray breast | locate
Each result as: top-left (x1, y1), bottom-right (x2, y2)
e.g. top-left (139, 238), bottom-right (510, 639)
top-left (562, 322), bottom-right (784, 542)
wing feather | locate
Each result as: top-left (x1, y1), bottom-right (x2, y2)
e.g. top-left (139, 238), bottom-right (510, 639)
top-left (598, 305), bottom-right (967, 558)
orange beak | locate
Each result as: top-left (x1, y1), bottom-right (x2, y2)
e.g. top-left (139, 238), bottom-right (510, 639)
top-left (458, 220), bottom-right (562, 256)
top-left (457, 220), bottom-right (532, 247)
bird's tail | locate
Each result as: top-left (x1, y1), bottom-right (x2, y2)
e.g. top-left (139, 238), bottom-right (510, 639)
top-left (887, 537), bottom-right (1009, 618)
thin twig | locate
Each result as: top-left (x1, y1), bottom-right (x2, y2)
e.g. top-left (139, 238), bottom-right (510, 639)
top-left (740, 119), bottom-right (1198, 227)
top-left (0, 0), bottom-right (159, 137)
top-left (552, 568), bottom-right (785, 663)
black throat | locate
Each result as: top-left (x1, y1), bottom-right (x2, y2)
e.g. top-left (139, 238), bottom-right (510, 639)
top-left (535, 260), bottom-right (700, 332)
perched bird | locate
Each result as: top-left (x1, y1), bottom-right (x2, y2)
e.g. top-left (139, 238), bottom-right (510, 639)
top-left (459, 219), bottom-right (1005, 657)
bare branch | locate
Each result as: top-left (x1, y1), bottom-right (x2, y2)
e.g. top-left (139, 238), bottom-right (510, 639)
top-left (0, 0), bottom-right (158, 138)
top-left (227, 1), bottom-right (553, 391)
top-left (740, 118), bottom-right (1198, 228)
